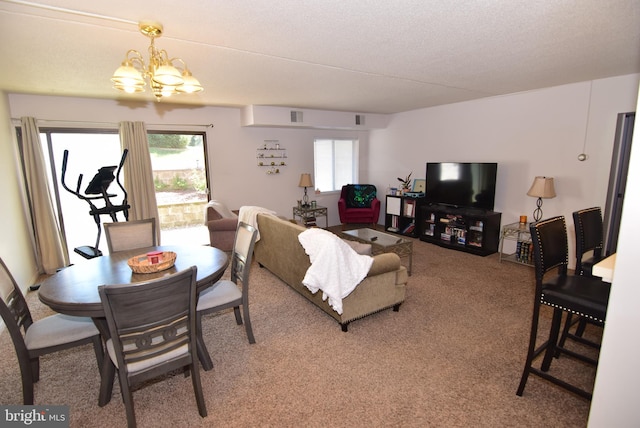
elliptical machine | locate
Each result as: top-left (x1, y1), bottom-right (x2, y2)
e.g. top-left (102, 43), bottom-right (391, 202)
top-left (60, 149), bottom-right (130, 259)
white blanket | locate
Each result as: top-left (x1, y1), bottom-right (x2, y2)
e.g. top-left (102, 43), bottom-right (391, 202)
top-left (298, 228), bottom-right (373, 315)
top-left (238, 206), bottom-right (277, 241)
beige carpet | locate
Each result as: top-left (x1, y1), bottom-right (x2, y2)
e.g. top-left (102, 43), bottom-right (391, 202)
top-left (0, 233), bottom-right (601, 428)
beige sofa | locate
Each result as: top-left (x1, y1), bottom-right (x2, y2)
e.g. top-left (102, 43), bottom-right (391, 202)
top-left (253, 214), bottom-right (408, 331)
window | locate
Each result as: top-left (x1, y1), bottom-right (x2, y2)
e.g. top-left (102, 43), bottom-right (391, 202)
top-left (313, 138), bottom-right (358, 192)
top-left (147, 132), bottom-right (208, 207)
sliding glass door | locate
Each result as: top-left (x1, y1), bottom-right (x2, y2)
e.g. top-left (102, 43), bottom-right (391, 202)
top-left (33, 129), bottom-right (209, 264)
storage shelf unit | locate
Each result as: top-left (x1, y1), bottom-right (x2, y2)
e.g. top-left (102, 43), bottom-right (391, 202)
top-left (419, 205), bottom-right (501, 256)
top-left (385, 195), bottom-right (425, 238)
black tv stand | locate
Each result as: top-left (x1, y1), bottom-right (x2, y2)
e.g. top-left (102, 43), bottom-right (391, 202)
top-left (419, 204), bottom-right (501, 256)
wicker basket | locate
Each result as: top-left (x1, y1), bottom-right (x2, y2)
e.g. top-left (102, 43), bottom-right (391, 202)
top-left (127, 251), bottom-right (177, 274)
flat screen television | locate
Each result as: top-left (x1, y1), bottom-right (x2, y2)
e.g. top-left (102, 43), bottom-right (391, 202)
top-left (425, 162), bottom-right (498, 211)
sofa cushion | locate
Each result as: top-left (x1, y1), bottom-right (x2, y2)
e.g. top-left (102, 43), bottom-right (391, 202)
top-left (343, 239), bottom-right (372, 255)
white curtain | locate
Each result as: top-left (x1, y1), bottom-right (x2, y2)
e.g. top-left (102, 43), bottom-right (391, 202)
top-left (119, 121), bottom-right (161, 244)
top-left (20, 117), bottom-right (69, 273)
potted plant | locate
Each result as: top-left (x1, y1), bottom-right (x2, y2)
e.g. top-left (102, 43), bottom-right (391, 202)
top-left (397, 172), bottom-right (413, 193)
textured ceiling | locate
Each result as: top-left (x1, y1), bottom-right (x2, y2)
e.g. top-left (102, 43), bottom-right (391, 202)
top-left (1, 0), bottom-right (639, 114)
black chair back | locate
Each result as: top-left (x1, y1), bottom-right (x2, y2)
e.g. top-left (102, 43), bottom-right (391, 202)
top-left (530, 216), bottom-right (569, 281)
top-left (573, 207), bottom-right (604, 276)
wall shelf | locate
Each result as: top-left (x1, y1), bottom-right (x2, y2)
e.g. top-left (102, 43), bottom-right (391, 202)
top-left (257, 140), bottom-right (286, 174)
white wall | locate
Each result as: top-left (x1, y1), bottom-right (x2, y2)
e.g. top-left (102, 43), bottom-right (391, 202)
top-left (588, 83), bottom-right (640, 427)
top-left (0, 91), bottom-right (39, 292)
top-left (368, 74), bottom-right (640, 265)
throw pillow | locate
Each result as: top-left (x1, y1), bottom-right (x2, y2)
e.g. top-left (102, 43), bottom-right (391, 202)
top-left (347, 185), bottom-right (376, 208)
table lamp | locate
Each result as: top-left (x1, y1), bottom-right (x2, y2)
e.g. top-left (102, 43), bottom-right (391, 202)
top-left (527, 176), bottom-right (556, 221)
top-left (298, 173), bottom-right (313, 207)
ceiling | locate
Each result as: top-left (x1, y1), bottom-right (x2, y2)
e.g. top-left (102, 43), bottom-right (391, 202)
top-left (1, 0), bottom-right (639, 114)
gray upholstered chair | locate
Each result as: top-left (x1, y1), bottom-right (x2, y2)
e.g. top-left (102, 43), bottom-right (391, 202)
top-left (98, 266), bottom-right (206, 428)
top-left (206, 200), bottom-right (238, 251)
top-left (196, 221), bottom-right (258, 371)
top-left (0, 257), bottom-right (103, 405)
top-left (104, 218), bottom-right (157, 253)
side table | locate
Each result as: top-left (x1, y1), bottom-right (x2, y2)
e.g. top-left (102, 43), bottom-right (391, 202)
top-left (499, 221), bottom-right (534, 266)
top-left (292, 205), bottom-right (328, 228)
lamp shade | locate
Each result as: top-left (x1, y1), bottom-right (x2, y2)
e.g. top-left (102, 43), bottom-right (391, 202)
top-left (527, 176), bottom-right (556, 199)
top-left (176, 70), bottom-right (204, 93)
top-left (111, 61), bottom-right (145, 88)
top-left (299, 173), bottom-right (313, 188)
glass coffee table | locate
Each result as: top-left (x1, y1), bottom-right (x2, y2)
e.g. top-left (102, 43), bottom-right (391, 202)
top-left (341, 228), bottom-right (413, 275)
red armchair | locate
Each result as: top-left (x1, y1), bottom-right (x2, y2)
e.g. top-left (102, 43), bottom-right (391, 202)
top-left (338, 184), bottom-right (380, 227)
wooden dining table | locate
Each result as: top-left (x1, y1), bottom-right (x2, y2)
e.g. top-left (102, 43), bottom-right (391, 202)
top-left (39, 244), bottom-right (229, 327)
top-left (38, 245), bottom-right (228, 404)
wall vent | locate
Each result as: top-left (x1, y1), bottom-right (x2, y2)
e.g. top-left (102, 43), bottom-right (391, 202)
top-left (355, 114), bottom-right (365, 125)
top-left (290, 110), bottom-right (304, 123)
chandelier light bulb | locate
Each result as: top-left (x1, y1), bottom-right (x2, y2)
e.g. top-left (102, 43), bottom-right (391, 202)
top-left (161, 86), bottom-right (177, 98)
top-left (112, 81), bottom-right (144, 94)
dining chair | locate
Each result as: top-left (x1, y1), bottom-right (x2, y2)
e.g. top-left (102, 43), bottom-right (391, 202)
top-left (516, 216), bottom-right (610, 400)
top-left (103, 218), bottom-right (157, 253)
top-left (557, 207), bottom-right (606, 350)
top-left (98, 266), bottom-right (206, 428)
top-left (196, 221), bottom-right (258, 371)
top-left (0, 257), bottom-right (103, 405)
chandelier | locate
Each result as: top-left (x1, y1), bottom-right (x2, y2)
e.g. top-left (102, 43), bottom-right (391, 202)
top-left (111, 21), bottom-right (203, 101)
